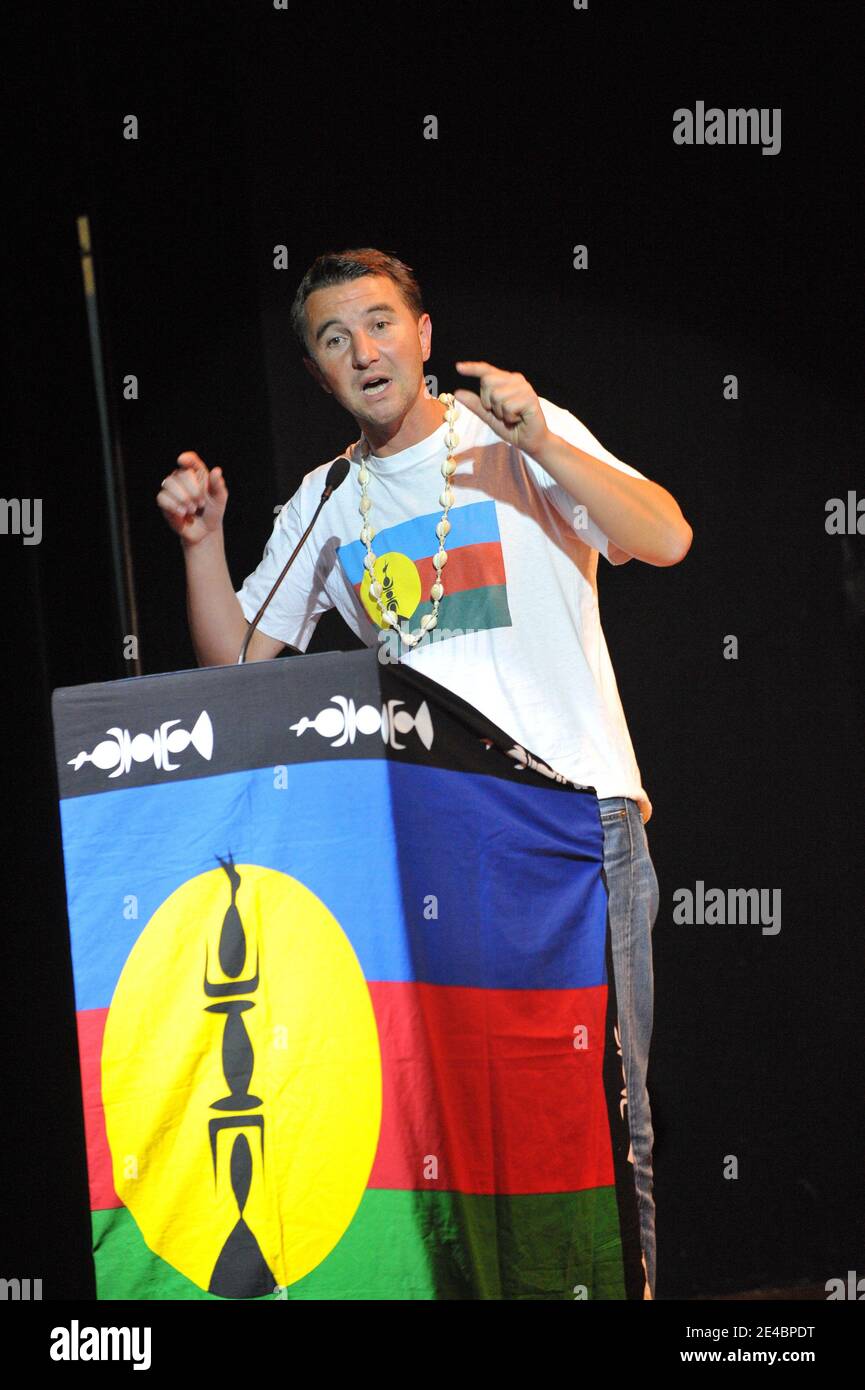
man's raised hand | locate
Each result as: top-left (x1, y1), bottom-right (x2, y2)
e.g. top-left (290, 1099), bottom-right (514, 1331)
top-left (453, 361), bottom-right (551, 457)
top-left (156, 451), bottom-right (228, 544)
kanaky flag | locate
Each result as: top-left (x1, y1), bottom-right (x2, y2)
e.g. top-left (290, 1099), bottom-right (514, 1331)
top-left (52, 650), bottom-right (644, 1299)
top-left (339, 500), bottom-right (513, 642)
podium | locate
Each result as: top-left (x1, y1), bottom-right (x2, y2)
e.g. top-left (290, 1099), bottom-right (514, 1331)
top-left (52, 649), bottom-right (644, 1300)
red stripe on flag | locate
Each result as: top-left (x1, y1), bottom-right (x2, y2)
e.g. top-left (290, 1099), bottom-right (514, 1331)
top-left (79, 979), bottom-right (612, 1211)
top-left (76, 1008), bottom-right (121, 1211)
top-left (354, 540), bottom-right (506, 600)
top-left (367, 981), bottom-right (613, 1194)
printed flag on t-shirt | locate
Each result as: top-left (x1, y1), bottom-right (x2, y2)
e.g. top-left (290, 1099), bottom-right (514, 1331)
top-left (338, 499), bottom-right (512, 640)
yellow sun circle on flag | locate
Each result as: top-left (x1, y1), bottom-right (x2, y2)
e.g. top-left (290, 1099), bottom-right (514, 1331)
top-left (360, 550), bottom-right (422, 627)
top-left (101, 865), bottom-right (382, 1296)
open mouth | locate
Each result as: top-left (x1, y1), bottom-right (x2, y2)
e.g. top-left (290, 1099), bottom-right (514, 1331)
top-left (362, 377), bottom-right (391, 396)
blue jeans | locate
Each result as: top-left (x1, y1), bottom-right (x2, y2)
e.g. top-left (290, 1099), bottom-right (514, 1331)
top-left (598, 796), bottom-right (660, 1299)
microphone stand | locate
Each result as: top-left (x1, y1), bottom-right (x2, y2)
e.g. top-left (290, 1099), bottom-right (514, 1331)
top-left (237, 459), bottom-right (350, 664)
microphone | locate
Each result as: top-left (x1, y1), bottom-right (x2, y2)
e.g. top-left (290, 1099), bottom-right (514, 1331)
top-left (237, 455), bottom-right (351, 664)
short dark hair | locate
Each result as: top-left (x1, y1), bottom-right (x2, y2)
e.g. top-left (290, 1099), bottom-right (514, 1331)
top-left (290, 247), bottom-right (425, 356)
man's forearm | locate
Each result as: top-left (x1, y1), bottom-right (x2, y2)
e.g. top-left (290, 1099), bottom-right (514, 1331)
top-left (183, 529), bottom-right (249, 666)
top-left (533, 431), bottom-right (693, 566)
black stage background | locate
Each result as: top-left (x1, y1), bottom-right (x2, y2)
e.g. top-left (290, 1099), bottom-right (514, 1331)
top-left (6, 0), bottom-right (863, 1302)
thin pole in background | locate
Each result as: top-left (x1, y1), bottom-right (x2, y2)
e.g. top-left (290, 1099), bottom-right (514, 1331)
top-left (76, 213), bottom-right (142, 677)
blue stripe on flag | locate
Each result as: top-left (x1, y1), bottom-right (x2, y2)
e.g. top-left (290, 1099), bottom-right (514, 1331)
top-left (60, 760), bottom-right (607, 1010)
top-left (338, 499), bottom-right (502, 584)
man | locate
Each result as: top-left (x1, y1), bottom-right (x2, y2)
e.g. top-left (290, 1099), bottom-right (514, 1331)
top-left (157, 247), bottom-right (692, 1298)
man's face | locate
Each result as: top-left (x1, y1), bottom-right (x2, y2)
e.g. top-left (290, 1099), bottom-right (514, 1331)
top-left (302, 273), bottom-right (432, 428)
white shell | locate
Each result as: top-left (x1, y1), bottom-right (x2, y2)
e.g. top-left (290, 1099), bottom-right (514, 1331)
top-left (433, 550), bottom-right (448, 571)
top-left (441, 459), bottom-right (457, 477)
top-left (369, 580), bottom-right (382, 599)
top-left (359, 496), bottom-right (372, 514)
top-left (381, 609), bottom-right (398, 626)
top-left (430, 581), bottom-right (444, 601)
top-left (420, 613), bottom-right (437, 630)
top-left (435, 519), bottom-right (451, 540)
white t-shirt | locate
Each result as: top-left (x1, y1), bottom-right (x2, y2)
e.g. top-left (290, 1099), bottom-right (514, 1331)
top-left (235, 396), bottom-right (652, 823)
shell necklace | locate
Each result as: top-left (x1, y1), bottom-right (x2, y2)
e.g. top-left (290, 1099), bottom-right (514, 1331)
top-left (358, 393), bottom-right (459, 649)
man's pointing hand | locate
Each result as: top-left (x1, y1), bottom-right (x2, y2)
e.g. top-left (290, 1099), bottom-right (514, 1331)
top-left (454, 361), bottom-right (551, 457)
top-left (157, 451), bottom-right (229, 546)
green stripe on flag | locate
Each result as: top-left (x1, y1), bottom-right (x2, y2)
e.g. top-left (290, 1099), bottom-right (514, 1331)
top-left (412, 584), bottom-right (512, 638)
top-left (92, 1188), bottom-right (626, 1300)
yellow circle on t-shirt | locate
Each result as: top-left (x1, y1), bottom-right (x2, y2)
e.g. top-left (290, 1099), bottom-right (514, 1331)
top-left (101, 864), bottom-right (382, 1296)
top-left (360, 551), bottom-right (422, 627)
